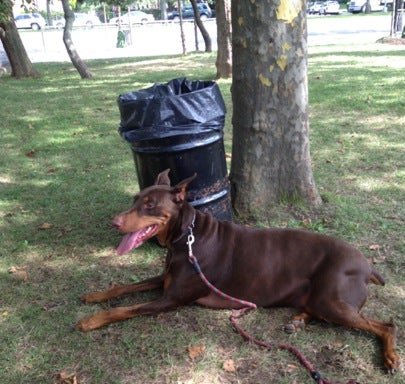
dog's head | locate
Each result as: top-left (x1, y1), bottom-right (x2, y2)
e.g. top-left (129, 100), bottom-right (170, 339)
top-left (112, 169), bottom-right (196, 255)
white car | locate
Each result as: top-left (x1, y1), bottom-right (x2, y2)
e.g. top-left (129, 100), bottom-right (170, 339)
top-left (14, 13), bottom-right (46, 30)
top-left (321, 1), bottom-right (341, 14)
top-left (54, 13), bottom-right (102, 29)
top-left (109, 11), bottom-right (154, 26)
top-left (308, 1), bottom-right (325, 14)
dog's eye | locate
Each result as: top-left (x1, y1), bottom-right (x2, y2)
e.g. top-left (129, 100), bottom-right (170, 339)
top-left (143, 201), bottom-right (155, 210)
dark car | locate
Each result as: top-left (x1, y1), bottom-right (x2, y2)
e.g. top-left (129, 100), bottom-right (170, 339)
top-left (168, 3), bottom-right (212, 21)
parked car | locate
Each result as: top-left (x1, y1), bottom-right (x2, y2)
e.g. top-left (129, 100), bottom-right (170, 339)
top-left (168, 3), bottom-right (213, 21)
top-left (14, 13), bottom-right (46, 30)
top-left (347, 0), bottom-right (384, 13)
top-left (54, 13), bottom-right (102, 29)
top-left (381, 0), bottom-right (405, 11)
top-left (308, 1), bottom-right (341, 15)
top-left (109, 11), bottom-right (154, 25)
top-left (320, 1), bottom-right (341, 14)
top-left (308, 1), bottom-right (325, 14)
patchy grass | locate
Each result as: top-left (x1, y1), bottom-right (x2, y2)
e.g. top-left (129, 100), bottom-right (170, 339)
top-left (0, 44), bottom-right (404, 384)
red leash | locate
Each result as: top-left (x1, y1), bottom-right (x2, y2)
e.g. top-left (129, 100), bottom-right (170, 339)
top-left (186, 222), bottom-right (359, 384)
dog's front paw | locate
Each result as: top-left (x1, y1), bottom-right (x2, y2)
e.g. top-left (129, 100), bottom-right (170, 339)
top-left (81, 292), bottom-right (107, 303)
top-left (75, 314), bottom-right (107, 332)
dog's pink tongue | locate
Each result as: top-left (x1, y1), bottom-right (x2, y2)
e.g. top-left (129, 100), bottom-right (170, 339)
top-left (116, 231), bottom-right (143, 256)
top-left (116, 225), bottom-right (157, 255)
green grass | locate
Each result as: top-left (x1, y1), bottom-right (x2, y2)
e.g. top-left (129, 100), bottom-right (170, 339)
top-left (0, 44), bottom-right (404, 384)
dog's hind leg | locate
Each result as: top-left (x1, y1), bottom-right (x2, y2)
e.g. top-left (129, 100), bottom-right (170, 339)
top-left (81, 275), bottom-right (164, 303)
top-left (313, 300), bottom-right (399, 372)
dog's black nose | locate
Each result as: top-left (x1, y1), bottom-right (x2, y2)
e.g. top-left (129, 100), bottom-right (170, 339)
top-left (112, 216), bottom-right (123, 229)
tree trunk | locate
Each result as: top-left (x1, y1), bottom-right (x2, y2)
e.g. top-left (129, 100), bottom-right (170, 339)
top-left (393, 0), bottom-right (403, 33)
top-left (230, 1), bottom-right (321, 215)
top-left (364, 0), bottom-right (372, 13)
top-left (61, 0), bottom-right (93, 79)
top-left (177, 0), bottom-right (186, 55)
top-left (160, 0), bottom-right (167, 20)
top-left (0, 13), bottom-right (39, 78)
top-left (46, 0), bottom-right (53, 27)
top-left (190, 0), bottom-right (212, 52)
top-left (215, 0), bottom-right (232, 79)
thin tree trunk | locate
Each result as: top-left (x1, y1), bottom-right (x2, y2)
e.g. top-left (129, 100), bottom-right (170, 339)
top-left (160, 0), bottom-right (167, 20)
top-left (190, 0), bottom-right (212, 52)
top-left (215, 0), bottom-right (232, 78)
top-left (230, 1), bottom-right (321, 215)
top-left (177, 0), bottom-right (186, 55)
top-left (365, 0), bottom-right (372, 13)
top-left (61, 0), bottom-right (93, 79)
top-left (0, 19), bottom-right (39, 78)
top-left (46, 0), bottom-right (53, 27)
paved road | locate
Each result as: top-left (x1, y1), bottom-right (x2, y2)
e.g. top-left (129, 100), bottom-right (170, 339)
top-left (0, 14), bottom-right (393, 66)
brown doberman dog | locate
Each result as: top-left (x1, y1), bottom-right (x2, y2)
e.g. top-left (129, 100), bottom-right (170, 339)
top-left (76, 169), bottom-right (399, 372)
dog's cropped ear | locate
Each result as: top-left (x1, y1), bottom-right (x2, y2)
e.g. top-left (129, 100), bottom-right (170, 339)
top-left (172, 173), bottom-right (197, 203)
top-left (154, 169), bottom-right (171, 186)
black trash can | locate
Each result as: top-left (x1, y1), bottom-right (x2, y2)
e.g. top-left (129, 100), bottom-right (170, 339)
top-left (117, 77), bottom-right (232, 221)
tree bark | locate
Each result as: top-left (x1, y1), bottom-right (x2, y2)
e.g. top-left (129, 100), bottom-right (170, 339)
top-left (46, 0), bottom-right (53, 27)
top-left (364, 0), bottom-right (372, 13)
top-left (0, 6), bottom-right (39, 78)
top-left (190, 0), bottom-right (212, 52)
top-left (230, 1), bottom-right (321, 215)
top-left (215, 0), bottom-right (232, 79)
top-left (177, 0), bottom-right (186, 54)
top-left (61, 0), bottom-right (93, 79)
top-left (160, 0), bottom-right (167, 20)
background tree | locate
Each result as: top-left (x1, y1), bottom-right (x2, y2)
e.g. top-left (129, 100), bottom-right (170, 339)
top-left (0, 0), bottom-right (39, 78)
top-left (190, 0), bottom-right (211, 52)
top-left (160, 0), bottom-right (167, 19)
top-left (176, 0), bottom-right (186, 54)
top-left (46, 0), bottom-right (53, 26)
top-left (230, 0), bottom-right (321, 216)
top-left (215, 0), bottom-right (231, 78)
top-left (391, 0), bottom-right (403, 35)
top-left (61, 0), bottom-right (93, 79)
top-left (365, 0), bottom-right (371, 13)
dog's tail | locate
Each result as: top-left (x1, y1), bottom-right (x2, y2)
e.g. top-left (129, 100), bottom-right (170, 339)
top-left (369, 268), bottom-right (385, 286)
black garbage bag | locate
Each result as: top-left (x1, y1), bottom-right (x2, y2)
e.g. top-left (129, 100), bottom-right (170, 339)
top-left (117, 77), bottom-right (232, 221)
top-left (118, 77), bottom-right (226, 141)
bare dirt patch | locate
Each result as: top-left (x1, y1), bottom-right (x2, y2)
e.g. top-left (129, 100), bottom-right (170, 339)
top-left (376, 37), bottom-right (405, 45)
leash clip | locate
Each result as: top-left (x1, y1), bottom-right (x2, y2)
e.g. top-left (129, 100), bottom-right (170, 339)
top-left (187, 232), bottom-right (195, 257)
top-left (187, 213), bottom-right (196, 258)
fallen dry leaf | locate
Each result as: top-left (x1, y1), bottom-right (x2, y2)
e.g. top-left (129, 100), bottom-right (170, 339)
top-left (223, 359), bottom-right (236, 373)
top-left (372, 256), bottom-right (387, 264)
top-left (285, 363), bottom-right (299, 374)
top-left (369, 244), bottom-right (380, 251)
top-left (187, 344), bottom-right (205, 361)
top-left (39, 222), bottom-right (53, 230)
top-left (8, 266), bottom-right (28, 282)
top-left (55, 370), bottom-right (78, 384)
top-left (25, 150), bottom-right (36, 157)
